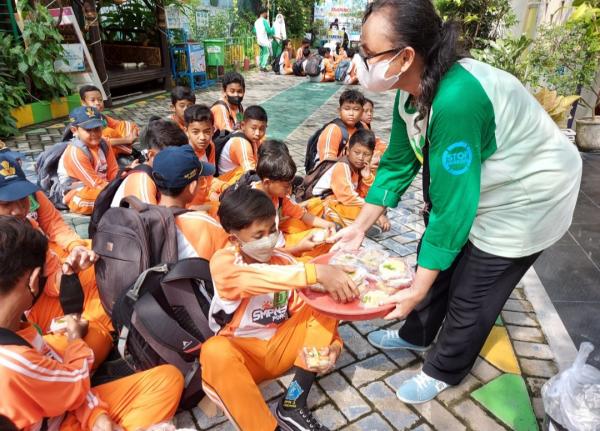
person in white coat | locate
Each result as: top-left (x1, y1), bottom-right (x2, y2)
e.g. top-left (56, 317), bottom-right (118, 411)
top-left (254, 7), bottom-right (274, 71)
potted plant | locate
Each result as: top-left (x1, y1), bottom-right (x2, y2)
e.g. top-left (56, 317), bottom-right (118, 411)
top-left (534, 88), bottom-right (581, 128)
top-left (569, 2), bottom-right (600, 151)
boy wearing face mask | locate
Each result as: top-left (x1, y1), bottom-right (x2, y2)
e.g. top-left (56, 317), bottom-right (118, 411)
top-left (0, 153), bottom-right (113, 367)
top-left (110, 118), bottom-right (189, 207)
top-left (152, 146), bottom-right (229, 261)
top-left (316, 90), bottom-right (365, 164)
top-left (0, 217), bottom-right (184, 430)
top-left (57, 107), bottom-right (119, 215)
top-left (201, 186), bottom-right (358, 431)
top-left (311, 129), bottom-right (391, 233)
top-left (211, 72), bottom-right (245, 134)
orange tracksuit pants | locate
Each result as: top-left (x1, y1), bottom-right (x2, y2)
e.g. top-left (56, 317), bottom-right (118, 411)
top-left (28, 266), bottom-right (113, 368)
top-left (279, 218), bottom-right (332, 261)
top-left (60, 364), bottom-right (184, 431)
top-left (200, 304), bottom-right (339, 431)
top-left (305, 197), bottom-right (361, 228)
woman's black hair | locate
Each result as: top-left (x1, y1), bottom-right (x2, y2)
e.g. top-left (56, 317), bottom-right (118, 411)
top-left (257, 147), bottom-right (296, 182)
top-left (348, 129), bottom-right (376, 152)
top-left (0, 216), bottom-right (47, 294)
top-left (363, 0), bottom-right (464, 124)
top-left (363, 98), bottom-right (375, 108)
top-left (244, 105), bottom-right (268, 123)
top-left (140, 118), bottom-right (189, 150)
top-left (282, 39), bottom-right (291, 51)
top-left (222, 71), bottom-right (246, 91)
top-left (184, 104), bottom-right (214, 127)
top-left (218, 186), bottom-right (276, 232)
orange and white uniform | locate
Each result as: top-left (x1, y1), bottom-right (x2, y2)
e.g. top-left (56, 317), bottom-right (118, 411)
top-left (211, 98), bottom-right (242, 133)
top-left (102, 115), bottom-right (139, 156)
top-left (280, 51), bottom-right (293, 75)
top-left (310, 160), bottom-right (374, 226)
top-left (201, 246), bottom-right (341, 431)
top-left (110, 168), bottom-right (158, 207)
top-left (317, 122), bottom-right (357, 162)
top-left (345, 60), bottom-right (359, 85)
top-left (189, 143), bottom-right (219, 211)
top-left (216, 135), bottom-right (257, 186)
top-left (57, 139), bottom-right (118, 214)
top-left (295, 47), bottom-right (304, 62)
top-left (175, 211), bottom-right (229, 260)
top-left (0, 324), bottom-right (183, 431)
top-left (322, 57), bottom-right (335, 82)
top-left (168, 114), bottom-right (186, 131)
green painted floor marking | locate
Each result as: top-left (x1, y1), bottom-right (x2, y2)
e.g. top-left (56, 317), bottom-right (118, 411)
top-left (472, 374), bottom-right (539, 431)
top-left (261, 81), bottom-right (342, 141)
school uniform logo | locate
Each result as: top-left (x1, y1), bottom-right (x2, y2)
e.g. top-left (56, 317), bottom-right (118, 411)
top-left (442, 141), bottom-right (472, 175)
top-left (251, 292), bottom-right (289, 325)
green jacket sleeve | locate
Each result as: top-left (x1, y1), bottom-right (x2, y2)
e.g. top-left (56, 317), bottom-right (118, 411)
top-left (417, 93), bottom-right (489, 270)
top-left (365, 91), bottom-right (421, 208)
top-left (264, 18), bottom-right (275, 37)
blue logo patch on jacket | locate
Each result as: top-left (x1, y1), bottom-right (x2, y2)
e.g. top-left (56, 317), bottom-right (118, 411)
top-left (442, 141), bottom-right (472, 175)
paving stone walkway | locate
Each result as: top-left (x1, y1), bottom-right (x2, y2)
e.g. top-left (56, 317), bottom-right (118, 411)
top-left (4, 72), bottom-right (561, 431)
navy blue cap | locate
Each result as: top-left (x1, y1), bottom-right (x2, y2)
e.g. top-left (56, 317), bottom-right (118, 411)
top-left (152, 145), bottom-right (215, 189)
top-left (69, 106), bottom-right (104, 130)
top-left (0, 152), bottom-right (39, 202)
top-left (0, 148), bottom-right (24, 163)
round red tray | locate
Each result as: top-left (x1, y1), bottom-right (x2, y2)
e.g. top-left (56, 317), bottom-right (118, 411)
top-left (299, 253), bottom-right (395, 321)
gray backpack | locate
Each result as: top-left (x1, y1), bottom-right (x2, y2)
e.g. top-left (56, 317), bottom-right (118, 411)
top-left (305, 54), bottom-right (323, 77)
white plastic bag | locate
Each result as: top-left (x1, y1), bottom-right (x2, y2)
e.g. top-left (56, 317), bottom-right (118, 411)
top-left (542, 342), bottom-right (600, 431)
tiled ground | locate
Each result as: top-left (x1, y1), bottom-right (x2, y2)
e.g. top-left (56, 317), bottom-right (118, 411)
top-left (3, 72), bottom-right (561, 430)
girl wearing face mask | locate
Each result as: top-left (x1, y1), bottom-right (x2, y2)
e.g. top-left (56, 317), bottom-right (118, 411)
top-left (333, 0), bottom-right (582, 404)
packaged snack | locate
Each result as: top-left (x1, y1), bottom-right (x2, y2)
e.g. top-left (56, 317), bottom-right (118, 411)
top-left (304, 347), bottom-right (330, 368)
top-left (330, 252), bottom-right (360, 267)
top-left (49, 316), bottom-right (69, 333)
top-left (358, 248), bottom-right (390, 272)
top-left (360, 290), bottom-right (389, 309)
top-left (348, 266), bottom-right (368, 285)
top-left (378, 257), bottom-right (413, 288)
top-left (311, 229), bottom-right (328, 243)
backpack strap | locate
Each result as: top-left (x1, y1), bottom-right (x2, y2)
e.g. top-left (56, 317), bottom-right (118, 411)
top-left (59, 274), bottom-right (85, 315)
top-left (162, 258), bottom-right (212, 284)
top-left (71, 139), bottom-right (111, 166)
top-left (0, 327), bottom-right (33, 347)
top-left (331, 119), bottom-right (350, 157)
top-left (213, 100), bottom-right (243, 127)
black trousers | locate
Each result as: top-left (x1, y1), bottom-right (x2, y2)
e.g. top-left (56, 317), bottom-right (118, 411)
top-left (400, 241), bottom-right (541, 386)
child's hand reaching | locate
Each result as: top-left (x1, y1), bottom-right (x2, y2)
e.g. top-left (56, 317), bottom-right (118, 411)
top-left (302, 344), bottom-right (342, 375)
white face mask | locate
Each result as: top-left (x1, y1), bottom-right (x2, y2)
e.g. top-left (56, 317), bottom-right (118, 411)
top-left (237, 232), bottom-right (279, 263)
top-left (356, 51), bottom-right (405, 93)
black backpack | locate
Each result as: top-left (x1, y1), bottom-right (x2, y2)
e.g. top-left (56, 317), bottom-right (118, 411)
top-left (294, 159), bottom-right (338, 202)
top-left (88, 164), bottom-right (153, 238)
top-left (272, 55), bottom-right (281, 74)
top-left (111, 258), bottom-right (214, 410)
top-left (304, 54), bottom-right (322, 77)
top-left (304, 118), bottom-right (351, 172)
top-left (335, 59), bottom-right (352, 82)
top-left (213, 131), bottom-right (247, 177)
top-left (93, 196), bottom-right (186, 316)
top-left (292, 59), bottom-right (304, 76)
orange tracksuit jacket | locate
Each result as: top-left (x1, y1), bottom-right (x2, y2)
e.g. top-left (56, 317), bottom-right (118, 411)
top-left (190, 143), bottom-right (220, 207)
top-left (111, 169), bottom-right (158, 207)
top-left (216, 135), bottom-right (257, 186)
top-left (175, 211), bottom-right (229, 260)
top-left (102, 115), bottom-right (139, 156)
top-left (322, 58), bottom-right (335, 82)
top-left (0, 325), bottom-right (183, 431)
top-left (281, 51), bottom-right (293, 75)
top-left (317, 122), bottom-right (358, 162)
top-left (201, 246), bottom-right (341, 430)
top-left (168, 114), bottom-right (186, 131)
top-left (211, 98), bottom-right (242, 133)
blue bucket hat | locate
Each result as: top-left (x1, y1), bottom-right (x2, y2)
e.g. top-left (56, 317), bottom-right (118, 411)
top-left (152, 145), bottom-right (215, 189)
top-left (0, 151), bottom-right (39, 202)
top-left (69, 106), bottom-right (104, 130)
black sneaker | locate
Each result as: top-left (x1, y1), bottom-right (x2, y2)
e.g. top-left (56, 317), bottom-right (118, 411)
top-left (276, 401), bottom-right (329, 431)
top-left (366, 224), bottom-right (383, 238)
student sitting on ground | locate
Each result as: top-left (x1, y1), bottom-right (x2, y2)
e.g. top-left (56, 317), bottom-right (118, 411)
top-left (247, 142), bottom-right (335, 259)
top-left (0, 217), bottom-right (184, 430)
top-left (185, 105), bottom-right (220, 213)
top-left (201, 186), bottom-right (359, 431)
top-left (310, 129), bottom-right (390, 234)
top-left (213, 105), bottom-right (268, 192)
top-left (78, 85), bottom-right (139, 159)
top-left (321, 47), bottom-right (335, 82)
top-left (296, 38), bottom-right (310, 61)
top-left (361, 98), bottom-right (388, 171)
top-left (0, 153), bottom-right (113, 366)
top-left (301, 47), bottom-right (311, 74)
top-left (152, 145), bottom-right (229, 261)
top-left (168, 86), bottom-right (196, 131)
top-left (315, 89), bottom-right (365, 165)
top-left (57, 107), bottom-right (118, 215)
top-left (343, 49), bottom-right (359, 85)
top-left (279, 39), bottom-right (295, 75)
top-left (110, 118), bottom-right (189, 207)
top-left (211, 72), bottom-right (245, 134)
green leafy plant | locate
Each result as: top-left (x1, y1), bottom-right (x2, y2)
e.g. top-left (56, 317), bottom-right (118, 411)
top-left (471, 35), bottom-right (531, 81)
top-left (0, 35), bottom-right (28, 137)
top-left (99, 0), bottom-right (158, 45)
top-left (534, 88), bottom-right (581, 126)
top-left (435, 0), bottom-right (517, 50)
top-left (19, 2), bottom-right (73, 101)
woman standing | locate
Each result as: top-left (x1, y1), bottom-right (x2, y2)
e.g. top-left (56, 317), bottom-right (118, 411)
top-left (334, 0), bottom-right (582, 404)
top-left (272, 13), bottom-right (287, 62)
